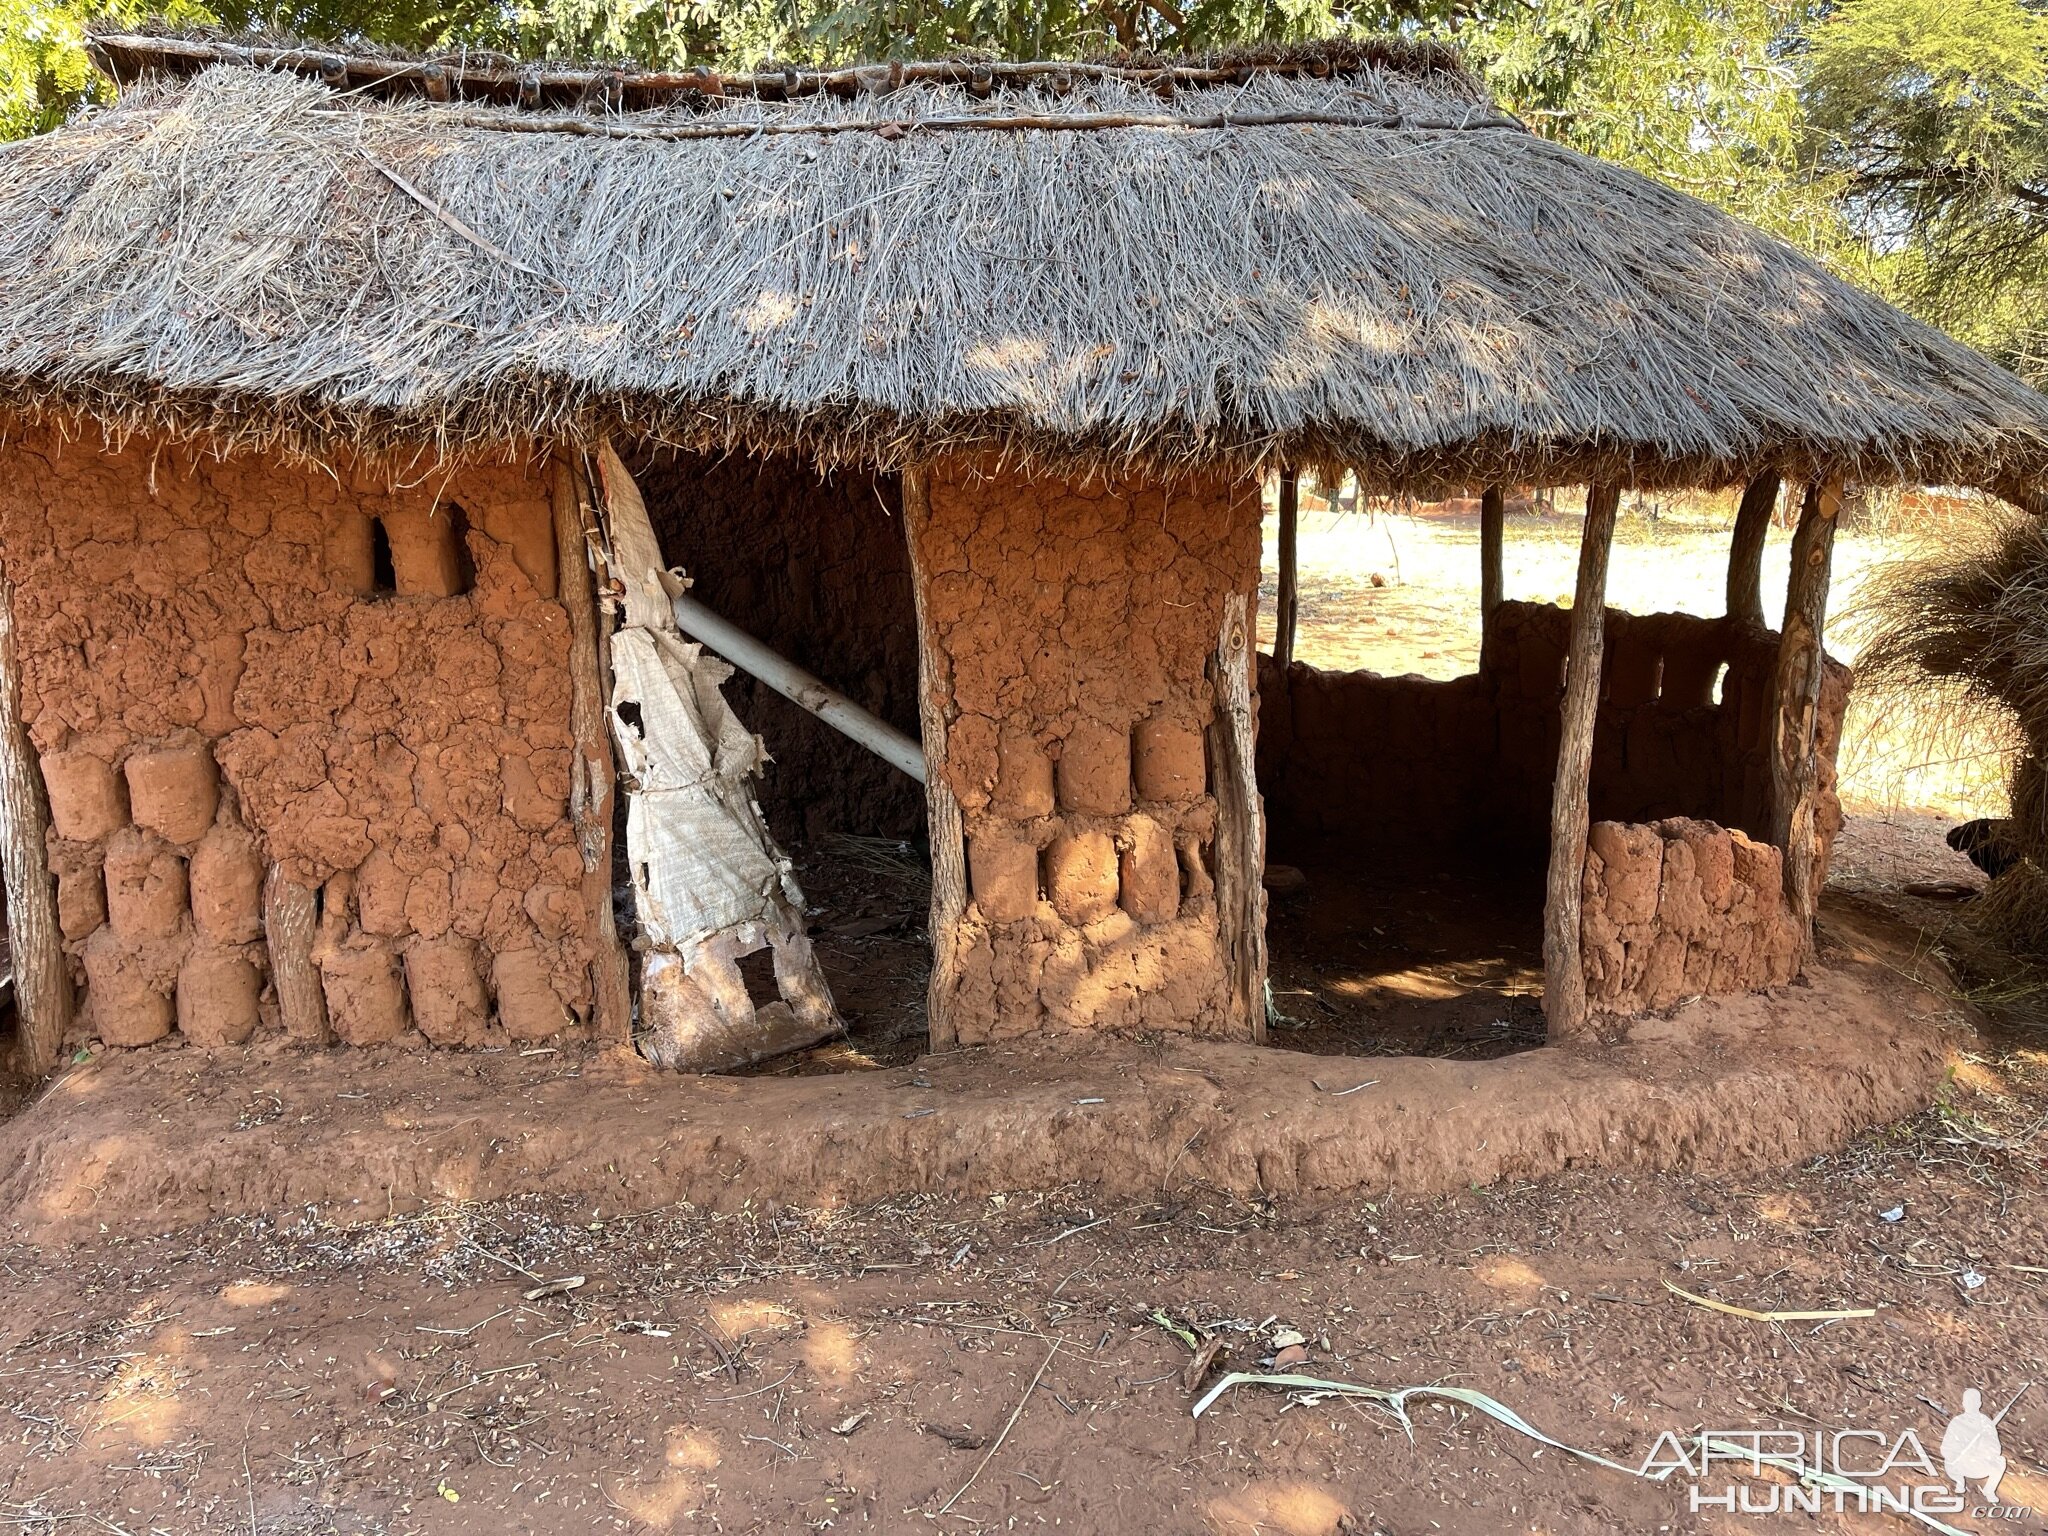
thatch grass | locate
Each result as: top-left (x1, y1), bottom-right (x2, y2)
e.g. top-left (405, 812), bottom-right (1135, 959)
top-left (1, 42), bottom-right (2045, 486)
top-left (1855, 503), bottom-right (2048, 954)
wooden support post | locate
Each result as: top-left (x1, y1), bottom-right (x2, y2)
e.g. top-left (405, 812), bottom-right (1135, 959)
top-left (0, 576), bottom-right (70, 1074)
top-left (1541, 483), bottom-right (1621, 1041)
top-left (1207, 591), bottom-right (1268, 1042)
top-left (1479, 485), bottom-right (1505, 626)
top-left (554, 454), bottom-right (634, 1045)
top-left (1768, 477), bottom-right (1842, 954)
top-left (263, 866), bottom-right (329, 1043)
top-left (900, 467), bottom-right (967, 1051)
top-left (1725, 471), bottom-right (1781, 627)
top-left (1272, 468), bottom-right (1299, 669)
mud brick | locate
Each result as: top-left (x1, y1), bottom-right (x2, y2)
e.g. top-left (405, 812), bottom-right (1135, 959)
top-left (1045, 828), bottom-right (1119, 925)
top-left (177, 947), bottom-right (261, 1046)
top-left (1118, 814), bottom-right (1179, 924)
top-left (969, 829), bottom-right (1039, 922)
top-left (42, 750), bottom-right (127, 842)
top-left (126, 740), bottom-right (218, 845)
top-left (1056, 720), bottom-right (1131, 815)
top-left (1133, 717), bottom-right (1205, 803)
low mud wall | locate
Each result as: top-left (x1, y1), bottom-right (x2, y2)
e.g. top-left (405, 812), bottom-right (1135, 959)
top-left (919, 459), bottom-right (1262, 1041)
top-left (1581, 818), bottom-right (1800, 1012)
top-left (0, 432), bottom-right (598, 1051)
top-left (1259, 604), bottom-right (1849, 875)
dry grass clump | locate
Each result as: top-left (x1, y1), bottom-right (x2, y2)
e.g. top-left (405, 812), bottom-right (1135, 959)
top-left (1857, 504), bottom-right (2048, 950)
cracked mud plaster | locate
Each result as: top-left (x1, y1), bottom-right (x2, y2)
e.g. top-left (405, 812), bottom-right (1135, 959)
top-left (916, 457), bottom-right (1262, 1041)
top-left (0, 430), bottom-right (595, 1049)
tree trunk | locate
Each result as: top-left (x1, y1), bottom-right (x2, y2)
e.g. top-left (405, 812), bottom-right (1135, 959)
top-left (1542, 484), bottom-right (1621, 1041)
top-left (1272, 468), bottom-right (1299, 669)
top-left (554, 455), bottom-right (634, 1045)
top-left (0, 576), bottom-right (70, 1074)
top-left (1725, 471), bottom-right (1781, 627)
top-left (900, 467), bottom-right (967, 1051)
top-left (263, 866), bottom-right (328, 1043)
top-left (1480, 485), bottom-right (1505, 627)
top-left (1769, 477), bottom-right (1842, 955)
top-left (1206, 591), bottom-right (1268, 1042)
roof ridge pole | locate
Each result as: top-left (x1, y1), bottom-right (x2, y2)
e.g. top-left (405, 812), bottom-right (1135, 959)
top-left (1725, 471), bottom-right (1782, 628)
top-left (0, 575), bottom-right (72, 1074)
top-left (1272, 468), bottom-right (1299, 671)
top-left (1542, 483), bottom-right (1621, 1042)
top-left (1768, 476), bottom-right (1842, 959)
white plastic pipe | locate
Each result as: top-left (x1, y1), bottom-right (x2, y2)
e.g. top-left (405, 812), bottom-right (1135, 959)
top-left (669, 591), bottom-right (927, 784)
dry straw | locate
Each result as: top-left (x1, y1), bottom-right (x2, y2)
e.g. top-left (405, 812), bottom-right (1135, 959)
top-left (0, 37), bottom-right (2046, 487)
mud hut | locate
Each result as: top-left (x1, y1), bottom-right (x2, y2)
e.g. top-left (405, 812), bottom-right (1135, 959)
top-left (0, 34), bottom-right (2043, 1077)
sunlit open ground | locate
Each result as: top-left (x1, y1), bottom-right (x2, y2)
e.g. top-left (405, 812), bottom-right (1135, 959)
top-left (1257, 490), bottom-right (2009, 818)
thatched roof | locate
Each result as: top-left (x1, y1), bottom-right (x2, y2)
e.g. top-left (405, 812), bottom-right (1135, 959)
top-left (2, 35), bottom-right (2047, 488)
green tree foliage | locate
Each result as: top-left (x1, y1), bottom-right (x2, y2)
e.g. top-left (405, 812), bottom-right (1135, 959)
top-left (1457, 0), bottom-right (1855, 258)
top-left (1804, 0), bottom-right (2048, 384)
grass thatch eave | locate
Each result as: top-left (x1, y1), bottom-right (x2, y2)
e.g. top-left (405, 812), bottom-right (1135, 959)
top-left (0, 60), bottom-right (2046, 492)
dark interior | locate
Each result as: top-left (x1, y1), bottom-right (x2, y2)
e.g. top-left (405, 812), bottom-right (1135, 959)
top-left (632, 448), bottom-right (932, 1067)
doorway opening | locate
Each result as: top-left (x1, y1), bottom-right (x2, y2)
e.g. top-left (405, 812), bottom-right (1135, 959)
top-left (631, 449), bottom-right (930, 1071)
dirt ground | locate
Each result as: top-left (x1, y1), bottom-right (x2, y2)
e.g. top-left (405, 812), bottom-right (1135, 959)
top-left (0, 809), bottom-right (2034, 1535)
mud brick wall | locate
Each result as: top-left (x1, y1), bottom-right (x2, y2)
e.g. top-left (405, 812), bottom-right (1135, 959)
top-left (1260, 604), bottom-right (1849, 882)
top-left (633, 448), bottom-right (923, 843)
top-left (1580, 818), bottom-right (1800, 1012)
top-left (0, 432), bottom-right (597, 1050)
top-left (917, 458), bottom-right (1262, 1041)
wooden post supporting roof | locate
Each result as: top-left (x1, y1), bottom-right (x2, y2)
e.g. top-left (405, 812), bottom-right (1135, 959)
top-left (0, 576), bottom-right (70, 1073)
top-left (1542, 484), bottom-right (1621, 1041)
top-left (1272, 468), bottom-right (1299, 670)
top-left (1207, 591), bottom-right (1268, 1043)
top-left (1725, 471), bottom-right (1781, 627)
top-left (554, 454), bottom-right (634, 1044)
top-left (1479, 485), bottom-right (1505, 625)
top-left (1769, 477), bottom-right (1842, 954)
top-left (900, 466), bottom-right (968, 1050)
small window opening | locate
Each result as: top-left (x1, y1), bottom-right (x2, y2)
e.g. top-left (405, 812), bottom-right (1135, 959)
top-left (615, 699), bottom-right (645, 738)
top-left (440, 502), bottom-right (478, 595)
top-left (369, 517), bottom-right (397, 596)
top-left (1711, 662), bottom-right (1731, 705)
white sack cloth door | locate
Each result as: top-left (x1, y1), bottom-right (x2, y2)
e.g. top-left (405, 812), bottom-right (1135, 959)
top-left (594, 442), bottom-right (838, 1070)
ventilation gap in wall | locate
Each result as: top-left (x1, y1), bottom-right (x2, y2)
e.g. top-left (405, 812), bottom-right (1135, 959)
top-left (441, 502), bottom-right (478, 595)
top-left (1711, 662), bottom-right (1731, 705)
top-left (369, 517), bottom-right (397, 597)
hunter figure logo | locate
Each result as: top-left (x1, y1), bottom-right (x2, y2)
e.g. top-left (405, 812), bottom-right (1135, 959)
top-left (1940, 1388), bottom-right (2008, 1501)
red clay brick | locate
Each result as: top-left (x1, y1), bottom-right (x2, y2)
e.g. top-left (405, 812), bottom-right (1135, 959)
top-left (1132, 717), bottom-right (1206, 802)
top-left (1045, 828), bottom-right (1119, 925)
top-left (969, 830), bottom-right (1039, 922)
top-left (1118, 815), bottom-right (1180, 924)
top-left (1056, 720), bottom-right (1131, 815)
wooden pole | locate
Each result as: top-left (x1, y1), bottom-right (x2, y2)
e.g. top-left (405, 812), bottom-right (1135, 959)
top-left (1272, 468), bottom-right (1299, 669)
top-left (1479, 485), bottom-right (1505, 625)
top-left (669, 590), bottom-right (925, 780)
top-left (263, 866), bottom-right (329, 1043)
top-left (1541, 484), bottom-right (1621, 1041)
top-left (900, 466), bottom-right (968, 1051)
top-left (0, 576), bottom-right (70, 1074)
top-left (554, 454), bottom-right (634, 1045)
top-left (1207, 591), bottom-right (1269, 1043)
top-left (1768, 477), bottom-right (1842, 955)
top-left (1725, 471), bottom-right (1781, 627)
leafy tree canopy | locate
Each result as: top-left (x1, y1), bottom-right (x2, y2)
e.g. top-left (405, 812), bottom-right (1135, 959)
top-left (1805, 0), bottom-right (2048, 383)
